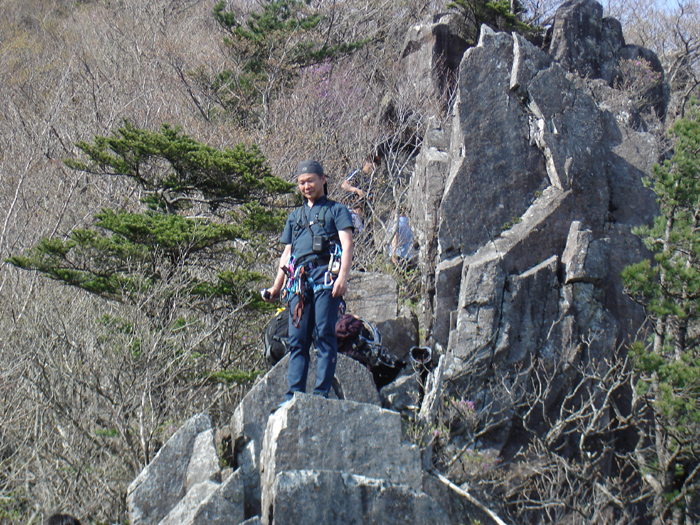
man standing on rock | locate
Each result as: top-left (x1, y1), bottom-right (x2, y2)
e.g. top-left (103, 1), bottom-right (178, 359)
top-left (263, 160), bottom-right (354, 402)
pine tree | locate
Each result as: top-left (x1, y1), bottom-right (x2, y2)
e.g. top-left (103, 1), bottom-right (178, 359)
top-left (6, 122), bottom-right (295, 479)
top-left (7, 121), bottom-right (294, 319)
top-left (622, 102), bottom-right (700, 523)
top-left (447, 0), bottom-right (541, 45)
top-left (212, 0), bottom-right (366, 125)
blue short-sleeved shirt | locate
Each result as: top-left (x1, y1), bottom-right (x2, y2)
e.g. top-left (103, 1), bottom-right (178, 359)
top-left (281, 196), bottom-right (353, 262)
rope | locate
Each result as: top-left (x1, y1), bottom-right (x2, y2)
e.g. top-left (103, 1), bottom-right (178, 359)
top-left (291, 266), bottom-right (306, 328)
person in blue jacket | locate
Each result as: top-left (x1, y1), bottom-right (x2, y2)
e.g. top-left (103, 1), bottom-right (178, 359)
top-left (391, 213), bottom-right (418, 266)
top-left (264, 160), bottom-right (354, 401)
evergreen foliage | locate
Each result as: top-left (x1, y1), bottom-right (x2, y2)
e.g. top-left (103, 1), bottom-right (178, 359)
top-left (8, 122), bottom-right (294, 311)
top-left (212, 0), bottom-right (366, 124)
top-left (447, 0), bottom-right (541, 45)
top-left (64, 120), bottom-right (292, 213)
top-left (622, 101), bottom-right (700, 521)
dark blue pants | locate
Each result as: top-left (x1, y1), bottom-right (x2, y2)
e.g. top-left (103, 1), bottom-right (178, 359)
top-left (286, 280), bottom-right (340, 400)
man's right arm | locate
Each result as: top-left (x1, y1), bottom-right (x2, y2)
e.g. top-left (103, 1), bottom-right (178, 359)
top-left (341, 170), bottom-right (364, 198)
top-left (341, 179), bottom-right (364, 198)
top-left (265, 244), bottom-right (292, 302)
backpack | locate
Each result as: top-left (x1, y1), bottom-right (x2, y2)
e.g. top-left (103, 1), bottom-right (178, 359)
top-left (264, 301), bottom-right (346, 365)
top-left (335, 314), bottom-right (380, 366)
top-left (263, 308), bottom-right (290, 366)
top-left (335, 314), bottom-right (405, 388)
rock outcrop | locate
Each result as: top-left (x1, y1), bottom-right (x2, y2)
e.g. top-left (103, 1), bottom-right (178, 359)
top-left (406, 0), bottom-right (661, 460)
top-left (545, 0), bottom-right (667, 117)
top-left (400, 12), bottom-right (469, 105)
top-left (268, 470), bottom-right (447, 525)
top-left (229, 352), bottom-right (380, 516)
top-left (260, 395), bottom-right (425, 522)
top-left (546, 0), bottom-right (624, 83)
top-left (128, 368), bottom-right (480, 524)
top-left (127, 414), bottom-right (233, 525)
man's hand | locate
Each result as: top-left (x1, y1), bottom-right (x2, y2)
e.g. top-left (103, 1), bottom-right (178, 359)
top-left (332, 274), bottom-right (348, 298)
top-left (263, 286), bottom-right (280, 303)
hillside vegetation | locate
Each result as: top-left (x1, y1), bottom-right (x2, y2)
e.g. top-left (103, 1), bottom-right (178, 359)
top-left (0, 0), bottom-right (699, 523)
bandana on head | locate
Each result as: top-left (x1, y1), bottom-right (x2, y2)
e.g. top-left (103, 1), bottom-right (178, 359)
top-left (297, 160), bottom-right (324, 177)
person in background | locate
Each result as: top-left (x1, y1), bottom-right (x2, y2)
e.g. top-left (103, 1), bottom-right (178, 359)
top-left (391, 212), bottom-right (418, 266)
top-left (349, 200), bottom-right (364, 234)
top-left (341, 154), bottom-right (380, 200)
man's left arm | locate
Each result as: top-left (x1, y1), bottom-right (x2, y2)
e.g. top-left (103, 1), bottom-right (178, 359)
top-left (391, 231), bottom-right (399, 264)
top-left (332, 228), bottom-right (353, 298)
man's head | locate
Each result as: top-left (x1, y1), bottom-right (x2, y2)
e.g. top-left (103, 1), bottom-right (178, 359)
top-left (296, 160), bottom-right (326, 202)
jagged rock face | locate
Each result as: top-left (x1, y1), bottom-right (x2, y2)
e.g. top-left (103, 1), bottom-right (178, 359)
top-left (127, 414), bottom-right (243, 525)
top-left (401, 13), bottom-right (468, 106)
top-left (407, 5), bottom-right (659, 457)
top-left (409, 17), bottom-right (657, 347)
top-left (438, 30), bottom-right (548, 259)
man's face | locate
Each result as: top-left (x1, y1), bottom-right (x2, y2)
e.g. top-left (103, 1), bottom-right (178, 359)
top-left (297, 172), bottom-right (325, 201)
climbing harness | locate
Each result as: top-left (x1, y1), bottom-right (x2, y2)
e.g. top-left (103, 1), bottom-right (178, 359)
top-left (283, 241), bottom-right (343, 328)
